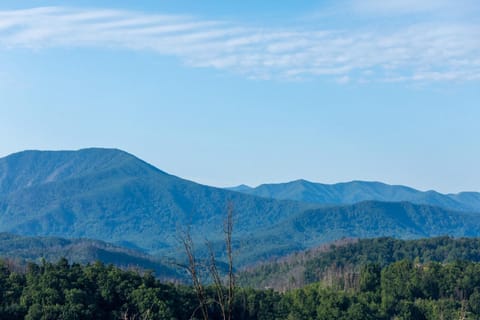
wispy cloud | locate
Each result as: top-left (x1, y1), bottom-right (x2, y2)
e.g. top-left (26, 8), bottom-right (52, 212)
top-left (351, 0), bottom-right (458, 15)
top-left (0, 6), bottom-right (479, 83)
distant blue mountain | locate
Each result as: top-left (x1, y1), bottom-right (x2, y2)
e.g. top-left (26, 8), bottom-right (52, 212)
top-left (1, 148), bottom-right (480, 267)
top-left (0, 148), bottom-right (308, 263)
top-left (226, 184), bottom-right (253, 192)
top-left (230, 179), bottom-right (480, 212)
top-left (233, 200), bottom-right (480, 265)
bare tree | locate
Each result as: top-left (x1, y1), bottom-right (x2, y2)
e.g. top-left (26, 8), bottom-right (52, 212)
top-left (180, 204), bottom-right (236, 320)
top-left (180, 225), bottom-right (209, 320)
top-left (224, 202), bottom-right (235, 320)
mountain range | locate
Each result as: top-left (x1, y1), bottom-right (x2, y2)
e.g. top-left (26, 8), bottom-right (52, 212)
top-left (228, 179), bottom-right (480, 212)
top-left (1, 148), bottom-right (480, 268)
top-left (0, 149), bottom-right (307, 263)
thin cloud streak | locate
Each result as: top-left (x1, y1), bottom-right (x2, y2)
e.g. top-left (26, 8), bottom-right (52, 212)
top-left (351, 0), bottom-right (455, 15)
top-left (0, 7), bottom-right (479, 83)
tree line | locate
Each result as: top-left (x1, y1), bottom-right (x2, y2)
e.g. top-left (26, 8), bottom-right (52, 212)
top-left (1, 257), bottom-right (480, 319)
top-left (238, 236), bottom-right (480, 290)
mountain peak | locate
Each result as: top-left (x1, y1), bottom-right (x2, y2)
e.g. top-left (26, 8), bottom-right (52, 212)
top-left (4, 147), bottom-right (128, 158)
top-left (0, 148), bottom-right (309, 265)
top-left (226, 184), bottom-right (253, 192)
top-left (0, 148), bottom-right (167, 194)
top-left (291, 179), bottom-right (312, 185)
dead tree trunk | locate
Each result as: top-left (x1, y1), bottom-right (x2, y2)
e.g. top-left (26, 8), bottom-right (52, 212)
top-left (181, 204), bottom-right (236, 320)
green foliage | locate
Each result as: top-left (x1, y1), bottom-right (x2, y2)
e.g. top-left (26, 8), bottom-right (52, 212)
top-left (0, 232), bottom-right (182, 281)
top-left (1, 258), bottom-right (480, 319)
top-left (238, 236), bottom-right (480, 290)
top-left (0, 258), bottom-right (193, 319)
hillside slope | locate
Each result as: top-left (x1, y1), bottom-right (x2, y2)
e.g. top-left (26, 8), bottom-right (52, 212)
top-left (2, 149), bottom-right (480, 267)
top-left (0, 232), bottom-right (181, 280)
top-left (232, 200), bottom-right (480, 266)
top-left (238, 236), bottom-right (480, 290)
top-left (0, 149), bottom-right (308, 258)
top-left (231, 179), bottom-right (480, 212)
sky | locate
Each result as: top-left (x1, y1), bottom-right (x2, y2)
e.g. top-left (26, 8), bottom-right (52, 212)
top-left (0, 0), bottom-right (479, 193)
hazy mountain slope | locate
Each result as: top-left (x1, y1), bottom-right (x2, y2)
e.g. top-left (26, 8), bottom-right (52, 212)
top-left (0, 232), bottom-right (181, 280)
top-left (226, 184), bottom-right (253, 192)
top-left (450, 192), bottom-right (480, 211)
top-left (233, 179), bottom-right (480, 212)
top-left (286, 201), bottom-right (480, 244)
top-left (0, 148), bottom-right (309, 256)
top-left (2, 149), bottom-right (480, 268)
top-left (0, 148), bottom-right (161, 194)
top-left (232, 201), bottom-right (480, 266)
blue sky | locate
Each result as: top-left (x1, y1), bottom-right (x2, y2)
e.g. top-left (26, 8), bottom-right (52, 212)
top-left (0, 1), bottom-right (479, 193)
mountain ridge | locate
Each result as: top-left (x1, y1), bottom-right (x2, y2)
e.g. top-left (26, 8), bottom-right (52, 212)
top-left (228, 179), bottom-right (480, 212)
top-left (0, 148), bottom-right (309, 261)
top-left (231, 199), bottom-right (480, 266)
top-left (2, 148), bottom-right (480, 266)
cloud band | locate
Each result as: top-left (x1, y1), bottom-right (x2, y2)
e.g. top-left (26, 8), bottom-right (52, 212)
top-left (0, 6), bottom-right (479, 83)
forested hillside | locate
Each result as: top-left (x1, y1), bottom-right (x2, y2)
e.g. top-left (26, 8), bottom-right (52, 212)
top-left (238, 236), bottom-right (480, 290)
top-left (235, 201), bottom-right (480, 266)
top-left (0, 233), bottom-right (181, 281)
top-left (1, 258), bottom-right (479, 319)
